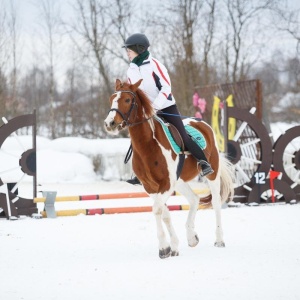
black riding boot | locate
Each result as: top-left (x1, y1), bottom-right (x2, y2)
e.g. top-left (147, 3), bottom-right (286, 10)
top-left (126, 176), bottom-right (141, 185)
top-left (198, 160), bottom-right (214, 177)
top-left (185, 138), bottom-right (214, 177)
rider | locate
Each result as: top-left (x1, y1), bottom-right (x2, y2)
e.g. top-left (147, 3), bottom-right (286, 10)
top-left (123, 33), bottom-right (213, 185)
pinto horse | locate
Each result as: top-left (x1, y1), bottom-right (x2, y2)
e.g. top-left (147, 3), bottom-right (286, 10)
top-left (104, 79), bottom-right (234, 259)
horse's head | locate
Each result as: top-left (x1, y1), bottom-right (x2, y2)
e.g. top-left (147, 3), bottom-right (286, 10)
top-left (104, 79), bottom-right (143, 135)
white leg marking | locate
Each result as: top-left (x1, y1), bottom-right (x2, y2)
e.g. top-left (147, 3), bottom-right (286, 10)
top-left (151, 190), bottom-right (180, 258)
top-left (207, 172), bottom-right (225, 247)
top-left (176, 179), bottom-right (199, 247)
top-left (152, 194), bottom-right (169, 252)
top-left (149, 126), bottom-right (179, 257)
top-left (162, 205), bottom-right (179, 255)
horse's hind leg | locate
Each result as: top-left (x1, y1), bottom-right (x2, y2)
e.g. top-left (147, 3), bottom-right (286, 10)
top-left (207, 176), bottom-right (225, 247)
top-left (175, 179), bottom-right (199, 247)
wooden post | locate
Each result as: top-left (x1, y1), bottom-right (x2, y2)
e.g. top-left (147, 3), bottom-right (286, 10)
top-left (256, 80), bottom-right (263, 120)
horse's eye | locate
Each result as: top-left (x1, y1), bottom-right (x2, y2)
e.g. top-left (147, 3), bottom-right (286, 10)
top-left (125, 98), bottom-right (131, 103)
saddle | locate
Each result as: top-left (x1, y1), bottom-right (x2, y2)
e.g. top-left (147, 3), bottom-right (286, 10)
top-left (124, 116), bottom-right (207, 180)
top-left (154, 115), bottom-right (207, 155)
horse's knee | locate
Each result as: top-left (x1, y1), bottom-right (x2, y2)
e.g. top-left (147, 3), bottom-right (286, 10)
top-left (162, 213), bottom-right (171, 224)
top-left (211, 195), bottom-right (221, 208)
top-left (152, 203), bottom-right (163, 215)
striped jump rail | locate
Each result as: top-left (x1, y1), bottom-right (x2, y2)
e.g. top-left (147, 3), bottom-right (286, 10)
top-left (35, 189), bottom-right (211, 218)
top-left (40, 204), bottom-right (209, 217)
top-left (34, 189), bottom-right (209, 203)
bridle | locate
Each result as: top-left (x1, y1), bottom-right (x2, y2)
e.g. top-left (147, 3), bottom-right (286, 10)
top-left (108, 90), bottom-right (153, 127)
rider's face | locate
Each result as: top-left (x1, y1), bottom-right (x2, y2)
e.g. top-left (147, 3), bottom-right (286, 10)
top-left (126, 48), bottom-right (138, 62)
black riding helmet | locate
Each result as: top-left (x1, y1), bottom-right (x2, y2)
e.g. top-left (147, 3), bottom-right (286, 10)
top-left (123, 33), bottom-right (150, 54)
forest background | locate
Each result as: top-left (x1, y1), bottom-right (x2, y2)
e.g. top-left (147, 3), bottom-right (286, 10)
top-left (0, 0), bottom-right (299, 139)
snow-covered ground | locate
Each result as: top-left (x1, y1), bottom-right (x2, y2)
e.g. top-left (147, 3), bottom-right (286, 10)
top-left (1, 198), bottom-right (300, 300)
top-left (0, 121), bottom-right (300, 300)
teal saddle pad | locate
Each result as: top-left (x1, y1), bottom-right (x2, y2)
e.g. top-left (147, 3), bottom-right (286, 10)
top-left (154, 116), bottom-right (207, 154)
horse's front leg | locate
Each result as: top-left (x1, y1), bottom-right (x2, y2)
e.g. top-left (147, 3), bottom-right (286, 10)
top-left (207, 176), bottom-right (225, 247)
top-left (161, 205), bottom-right (179, 256)
top-left (152, 196), bottom-right (171, 258)
top-left (151, 194), bottom-right (179, 258)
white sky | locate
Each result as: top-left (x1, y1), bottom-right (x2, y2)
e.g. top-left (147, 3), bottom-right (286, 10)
top-left (1, 0), bottom-right (299, 87)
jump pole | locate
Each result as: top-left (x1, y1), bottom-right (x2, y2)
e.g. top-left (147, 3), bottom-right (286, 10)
top-left (34, 189), bottom-right (210, 203)
top-left (35, 189), bottom-right (211, 218)
top-left (40, 203), bottom-right (209, 217)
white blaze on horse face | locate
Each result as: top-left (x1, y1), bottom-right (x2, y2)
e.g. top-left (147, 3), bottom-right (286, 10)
top-left (111, 92), bottom-right (121, 109)
top-left (104, 92), bottom-right (121, 134)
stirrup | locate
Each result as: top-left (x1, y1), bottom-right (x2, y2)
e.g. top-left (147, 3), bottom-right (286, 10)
top-left (199, 160), bottom-right (214, 177)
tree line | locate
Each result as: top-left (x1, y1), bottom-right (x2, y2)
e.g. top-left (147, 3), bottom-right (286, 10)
top-left (0, 0), bottom-right (299, 139)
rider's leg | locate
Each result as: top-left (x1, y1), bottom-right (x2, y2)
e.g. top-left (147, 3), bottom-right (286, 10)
top-left (158, 105), bottom-right (213, 177)
top-left (126, 175), bottom-right (141, 185)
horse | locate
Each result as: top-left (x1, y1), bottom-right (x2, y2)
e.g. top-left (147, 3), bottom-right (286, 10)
top-left (104, 79), bottom-right (234, 259)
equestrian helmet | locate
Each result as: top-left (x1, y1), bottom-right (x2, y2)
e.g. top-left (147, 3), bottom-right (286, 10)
top-left (123, 33), bottom-right (150, 54)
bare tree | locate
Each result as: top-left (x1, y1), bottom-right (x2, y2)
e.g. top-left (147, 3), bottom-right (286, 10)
top-left (7, 0), bottom-right (19, 117)
top-left (154, 0), bottom-right (204, 115)
top-left (223, 0), bottom-right (276, 83)
top-left (272, 4), bottom-right (300, 90)
top-left (104, 0), bottom-right (133, 63)
top-left (0, 2), bottom-right (9, 117)
top-left (69, 0), bottom-right (132, 90)
top-left (66, 0), bottom-right (134, 126)
top-left (273, 4), bottom-right (300, 54)
top-left (201, 0), bottom-right (217, 85)
top-left (72, 0), bottom-right (111, 96)
top-left (36, 0), bottom-right (61, 138)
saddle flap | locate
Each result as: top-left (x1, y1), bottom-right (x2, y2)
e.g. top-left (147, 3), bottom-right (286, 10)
top-left (168, 124), bottom-right (185, 151)
top-left (154, 115), bottom-right (182, 154)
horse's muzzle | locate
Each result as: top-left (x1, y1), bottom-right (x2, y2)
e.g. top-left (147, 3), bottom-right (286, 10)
top-left (104, 118), bottom-right (123, 134)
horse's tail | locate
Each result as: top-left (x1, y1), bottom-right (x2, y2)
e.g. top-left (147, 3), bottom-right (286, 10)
top-left (199, 155), bottom-right (235, 209)
top-left (219, 154), bottom-right (235, 204)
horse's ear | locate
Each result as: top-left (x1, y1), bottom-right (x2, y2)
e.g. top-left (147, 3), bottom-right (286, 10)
top-left (131, 79), bottom-right (143, 92)
top-left (115, 79), bottom-right (122, 90)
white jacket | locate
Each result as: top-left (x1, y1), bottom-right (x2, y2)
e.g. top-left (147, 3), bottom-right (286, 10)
top-left (127, 53), bottom-right (176, 110)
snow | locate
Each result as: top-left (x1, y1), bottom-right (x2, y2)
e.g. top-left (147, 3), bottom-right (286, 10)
top-left (271, 92), bottom-right (300, 113)
top-left (0, 122), bottom-right (300, 300)
top-left (270, 122), bottom-right (300, 141)
top-left (1, 198), bottom-right (300, 300)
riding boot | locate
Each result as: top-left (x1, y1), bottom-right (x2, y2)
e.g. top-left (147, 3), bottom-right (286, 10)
top-left (126, 176), bottom-right (141, 185)
top-left (198, 160), bottom-right (214, 177)
top-left (185, 138), bottom-right (214, 177)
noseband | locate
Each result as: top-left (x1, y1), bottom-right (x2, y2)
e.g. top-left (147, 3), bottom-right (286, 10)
top-left (108, 90), bottom-right (153, 127)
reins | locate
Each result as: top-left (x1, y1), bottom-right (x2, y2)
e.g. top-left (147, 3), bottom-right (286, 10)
top-left (159, 112), bottom-right (202, 121)
top-left (108, 90), bottom-right (154, 128)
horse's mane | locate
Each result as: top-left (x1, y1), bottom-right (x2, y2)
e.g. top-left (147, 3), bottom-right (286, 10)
top-left (136, 88), bottom-right (155, 117)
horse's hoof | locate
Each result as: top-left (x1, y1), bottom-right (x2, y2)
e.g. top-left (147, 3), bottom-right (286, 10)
top-left (188, 234), bottom-right (199, 247)
top-left (171, 250), bottom-right (179, 257)
top-left (159, 246), bottom-right (171, 259)
top-left (214, 241), bottom-right (225, 247)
